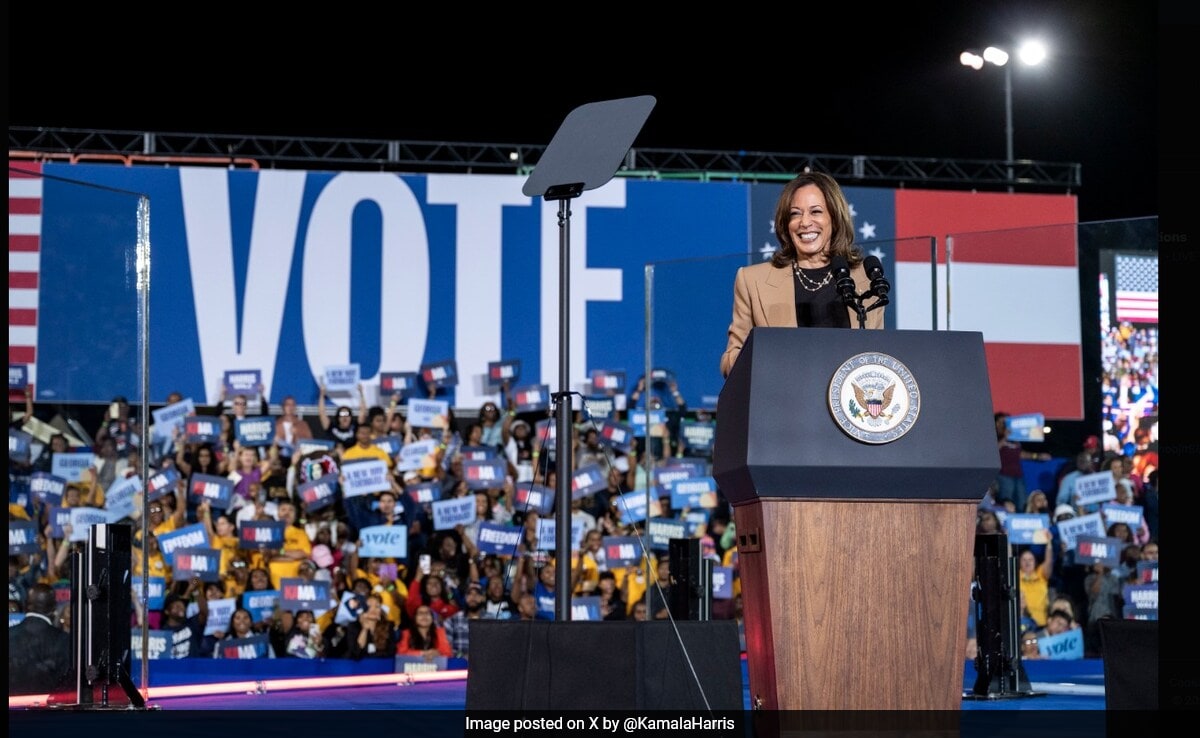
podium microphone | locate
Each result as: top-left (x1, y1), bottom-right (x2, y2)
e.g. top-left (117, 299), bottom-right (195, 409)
top-left (863, 255), bottom-right (891, 300)
top-left (831, 257), bottom-right (858, 307)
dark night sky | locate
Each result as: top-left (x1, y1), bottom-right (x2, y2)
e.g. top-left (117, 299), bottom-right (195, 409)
top-left (11, 4), bottom-right (1158, 223)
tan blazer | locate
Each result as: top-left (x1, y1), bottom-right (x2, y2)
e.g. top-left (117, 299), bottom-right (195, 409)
top-left (720, 260), bottom-right (883, 377)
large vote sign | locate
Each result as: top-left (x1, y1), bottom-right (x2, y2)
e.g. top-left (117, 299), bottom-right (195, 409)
top-left (356, 524), bottom-right (408, 559)
top-left (1037, 629), bottom-right (1084, 660)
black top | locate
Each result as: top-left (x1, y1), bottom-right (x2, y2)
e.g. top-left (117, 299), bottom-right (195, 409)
top-left (792, 266), bottom-right (850, 328)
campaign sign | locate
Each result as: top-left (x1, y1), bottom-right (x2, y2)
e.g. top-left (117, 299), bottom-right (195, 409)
top-left (683, 510), bottom-right (709, 537)
top-left (280, 577), bottom-right (332, 613)
top-left (459, 445), bottom-right (496, 461)
top-left (8, 429), bottom-right (33, 464)
top-left (590, 369), bottom-right (626, 393)
top-left (570, 464), bottom-right (608, 500)
top-left (341, 459), bottom-right (391, 497)
top-left (152, 398), bottom-right (196, 440)
top-left (10, 612), bottom-right (27, 628)
top-left (650, 368), bottom-right (675, 388)
top-left (104, 474), bottom-right (142, 521)
top-left (396, 654), bottom-right (448, 674)
top-left (1073, 536), bottom-right (1123, 567)
top-left (1002, 513), bottom-right (1052, 545)
top-left (173, 548), bottom-right (222, 583)
top-left (131, 576), bottom-right (166, 610)
top-left (664, 457), bottom-right (709, 476)
top-left (533, 517), bottom-right (587, 551)
top-left (397, 439), bottom-right (439, 472)
top-left (475, 522), bottom-right (522, 557)
top-left (1073, 471), bottom-right (1117, 507)
top-left (47, 506), bottom-right (71, 539)
top-left (189, 473), bottom-right (234, 511)
top-left (534, 419), bottom-right (557, 450)
top-left (712, 566), bottom-right (734, 600)
top-left (1101, 503), bottom-right (1144, 529)
top-left (223, 369), bottom-right (262, 395)
top-left (10, 485), bottom-right (32, 519)
top-left (379, 371), bottom-right (419, 399)
top-left (513, 384), bottom-right (550, 414)
top-left (1122, 604), bottom-right (1158, 621)
top-left (583, 395), bottom-right (615, 420)
top-left (373, 435), bottom-right (403, 459)
top-left (433, 496), bottom-right (477, 531)
top-left (597, 419), bottom-right (634, 453)
top-left (68, 507), bottom-right (110, 542)
top-left (603, 536), bottom-right (644, 567)
top-left (30, 472), bottom-right (66, 505)
top-left (1137, 561), bottom-right (1159, 584)
top-left (156, 523), bottom-right (211, 566)
top-left (513, 483), bottom-right (555, 516)
top-left (9, 520), bottom-right (39, 555)
top-left (655, 464), bottom-right (696, 491)
top-left (627, 409), bottom-right (667, 438)
top-left (356, 524), bottom-right (409, 559)
top-left (235, 417), bottom-right (275, 447)
top-left (323, 364), bottom-right (361, 393)
top-left (52, 451), bottom-right (94, 482)
top-left (1056, 512), bottom-right (1106, 551)
top-left (669, 476), bottom-right (719, 510)
top-left (420, 360), bottom-right (459, 389)
top-left (407, 481), bottom-right (441, 505)
top-left (145, 467), bottom-right (181, 502)
top-left (335, 591), bottom-right (368, 625)
top-left (406, 399), bottom-right (450, 429)
top-left (204, 597), bottom-right (237, 636)
top-left (218, 634), bottom-right (272, 660)
top-left (1123, 583), bottom-right (1158, 613)
top-left (614, 490), bottom-right (660, 524)
top-left (238, 520), bottom-right (287, 550)
top-left (1005, 413), bottom-right (1045, 443)
top-left (244, 590), bottom-right (281, 623)
top-left (487, 359), bottom-right (521, 389)
top-left (130, 629), bottom-right (173, 660)
top-left (298, 474), bottom-right (339, 513)
top-left (570, 596), bottom-right (603, 621)
top-left (184, 416), bottom-right (222, 444)
top-left (10, 363), bottom-right (29, 391)
top-left (297, 438), bottom-right (336, 457)
top-left (463, 458), bottom-right (508, 490)
top-left (1037, 629), bottom-right (1084, 660)
top-left (680, 420), bottom-right (716, 453)
top-left (647, 517), bottom-right (688, 551)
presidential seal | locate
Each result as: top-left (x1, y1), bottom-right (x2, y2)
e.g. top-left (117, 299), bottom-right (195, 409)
top-left (828, 352), bottom-right (920, 444)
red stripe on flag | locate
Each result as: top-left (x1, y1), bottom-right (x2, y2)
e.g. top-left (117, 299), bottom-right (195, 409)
top-left (10, 346), bottom-right (36, 364)
top-left (984, 343), bottom-right (1083, 420)
top-left (8, 197), bottom-right (42, 215)
top-left (9, 234), bottom-right (39, 252)
top-left (8, 162), bottom-right (43, 177)
top-left (9, 272), bottom-right (39, 289)
top-left (9, 309), bottom-right (37, 326)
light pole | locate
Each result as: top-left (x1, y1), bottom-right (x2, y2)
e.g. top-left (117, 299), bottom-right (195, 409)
top-left (960, 41), bottom-right (1048, 190)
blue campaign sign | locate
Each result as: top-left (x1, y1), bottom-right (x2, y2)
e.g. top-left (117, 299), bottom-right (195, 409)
top-left (683, 510), bottom-right (709, 536)
top-left (244, 590), bottom-right (281, 623)
top-left (534, 419), bottom-right (556, 450)
top-left (513, 482), bottom-right (555, 516)
top-left (373, 435), bottom-right (403, 458)
top-left (603, 536), bottom-right (644, 567)
top-left (204, 597), bottom-right (238, 637)
top-left (9, 429), bottom-right (33, 464)
top-left (173, 547), bottom-right (222, 582)
top-left (1037, 629), bottom-right (1084, 660)
top-left (1136, 561), bottom-right (1158, 584)
top-left (459, 445), bottom-right (496, 461)
top-left (475, 522), bottom-right (523, 557)
top-left (1122, 604), bottom-right (1158, 621)
top-left (9, 521), bottom-right (39, 555)
top-left (1101, 503), bottom-right (1144, 529)
top-left (10, 613), bottom-right (26, 628)
top-left (1056, 512), bottom-right (1106, 551)
top-left (323, 363), bottom-right (361, 393)
top-left (669, 476), bottom-right (719, 510)
top-left (30, 472), bottom-right (66, 505)
top-left (665, 457), bottom-right (709, 477)
top-left (627, 409), bottom-right (666, 438)
top-left (1073, 471), bottom-right (1116, 507)
top-left (420, 360), bottom-right (458, 390)
top-left (597, 419), bottom-right (634, 453)
top-left (10, 363), bottom-right (29, 391)
top-left (712, 566), bottom-right (734, 600)
top-left (570, 464), bottom-right (608, 500)
top-left (335, 592), bottom-right (368, 625)
top-left (680, 420), bottom-right (716, 453)
top-left (582, 395), bottom-right (615, 420)
top-left (1074, 536), bottom-right (1123, 567)
top-left (184, 416), bottom-right (222, 444)
top-left (238, 520), bottom-right (287, 550)
top-left (590, 369), bottom-right (625, 394)
top-left (156, 523), bottom-right (211, 566)
top-left (10, 485), bottom-right (32, 519)
top-left (1005, 413), bottom-right (1045, 442)
top-left (647, 517), bottom-right (688, 551)
top-left (463, 458), bottom-right (507, 490)
top-left (218, 634), bottom-right (272, 659)
top-left (51, 451), bottom-right (94, 482)
top-left (356, 524), bottom-right (408, 559)
top-left (1122, 583), bottom-right (1158, 613)
top-left (298, 474), bottom-right (339, 513)
top-left (613, 490), bottom-right (658, 524)
top-left (379, 371), bottom-right (419, 399)
top-left (297, 438), bottom-right (336, 457)
top-left (151, 398), bottom-right (196, 441)
top-left (146, 467), bottom-right (181, 502)
top-left (223, 369), bottom-right (262, 395)
top-left (68, 507), bottom-right (110, 542)
top-left (432, 496), bottom-right (477, 531)
top-left (487, 359), bottom-right (521, 389)
top-left (131, 576), bottom-right (167, 610)
top-left (235, 416), bottom-right (275, 447)
top-left (342, 459), bottom-right (391, 497)
top-left (280, 577), bottom-right (332, 613)
top-left (398, 439), bottom-right (439, 472)
top-left (534, 518), bottom-right (587, 552)
top-left (189, 473), bottom-right (234, 511)
top-left (105, 475), bottom-right (142, 521)
top-left (131, 629), bottom-right (174, 660)
top-left (396, 654), bottom-right (448, 674)
top-left (655, 464), bottom-right (695, 490)
top-left (570, 596), bottom-right (603, 621)
top-left (406, 481), bottom-right (441, 505)
top-left (46, 506), bottom-right (71, 539)
top-left (1002, 513), bottom-right (1052, 545)
top-left (406, 399), bottom-right (450, 429)
top-left (513, 384), bottom-right (550, 413)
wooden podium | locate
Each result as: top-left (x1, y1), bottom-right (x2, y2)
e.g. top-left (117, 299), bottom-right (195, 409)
top-left (714, 327), bottom-right (999, 710)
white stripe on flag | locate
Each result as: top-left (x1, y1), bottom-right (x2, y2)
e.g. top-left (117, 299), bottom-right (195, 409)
top-left (8, 288), bottom-right (39, 309)
top-left (9, 251), bottom-right (40, 273)
top-left (8, 178), bottom-right (43, 198)
top-left (944, 263), bottom-right (1079, 344)
top-left (9, 326), bottom-right (38, 346)
top-left (8, 213), bottom-right (42, 236)
top-left (894, 262), bottom-right (945, 331)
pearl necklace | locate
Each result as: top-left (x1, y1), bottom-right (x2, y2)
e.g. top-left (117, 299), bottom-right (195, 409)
top-left (792, 261), bottom-right (833, 292)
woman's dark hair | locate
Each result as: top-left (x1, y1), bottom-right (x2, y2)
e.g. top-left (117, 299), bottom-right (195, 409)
top-left (405, 607), bottom-right (443, 651)
top-left (770, 172), bottom-right (862, 269)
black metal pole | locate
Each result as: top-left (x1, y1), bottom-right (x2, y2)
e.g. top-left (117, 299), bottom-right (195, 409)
top-left (554, 198), bottom-right (573, 620)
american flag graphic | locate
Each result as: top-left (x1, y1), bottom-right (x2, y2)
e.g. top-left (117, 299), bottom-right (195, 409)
top-left (1114, 254), bottom-right (1158, 324)
top-left (9, 162), bottom-right (42, 391)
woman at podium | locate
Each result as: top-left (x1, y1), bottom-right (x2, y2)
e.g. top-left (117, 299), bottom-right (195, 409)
top-left (721, 172), bottom-right (883, 378)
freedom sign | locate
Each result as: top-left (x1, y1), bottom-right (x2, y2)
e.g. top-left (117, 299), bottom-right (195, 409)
top-left (235, 417), bottom-right (275, 447)
top-left (1005, 413), bottom-right (1045, 442)
top-left (475, 522), bottom-right (522, 557)
top-left (131, 576), bottom-right (166, 610)
top-left (463, 458), bottom-right (507, 490)
top-left (356, 524), bottom-right (408, 559)
top-left (30, 472), bottom-right (66, 505)
top-left (156, 523), bottom-right (211, 566)
top-left (1101, 503), bottom-right (1144, 529)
